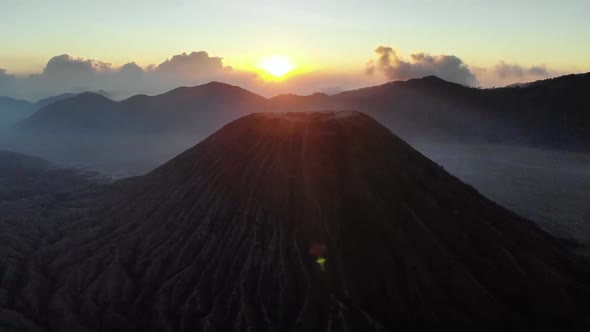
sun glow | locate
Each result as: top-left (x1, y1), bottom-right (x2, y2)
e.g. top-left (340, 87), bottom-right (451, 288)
top-left (259, 55), bottom-right (296, 79)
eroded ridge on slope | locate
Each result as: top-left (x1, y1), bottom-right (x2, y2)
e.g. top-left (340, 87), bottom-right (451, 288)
top-left (1, 111), bottom-right (589, 331)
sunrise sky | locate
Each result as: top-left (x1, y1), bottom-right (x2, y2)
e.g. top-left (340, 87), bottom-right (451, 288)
top-left (1, 0), bottom-right (589, 100)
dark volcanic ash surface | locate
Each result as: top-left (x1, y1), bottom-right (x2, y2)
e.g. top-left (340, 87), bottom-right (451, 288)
top-left (0, 111), bottom-right (589, 331)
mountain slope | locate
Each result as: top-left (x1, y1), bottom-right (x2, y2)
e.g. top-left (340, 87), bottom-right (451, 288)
top-left (269, 73), bottom-right (590, 150)
top-left (5, 82), bottom-right (269, 175)
top-left (1, 92), bottom-right (101, 133)
top-left (118, 81), bottom-right (268, 133)
top-left (33, 91), bottom-right (116, 110)
top-left (18, 92), bottom-right (121, 133)
top-left (34, 93), bottom-right (78, 109)
top-left (0, 150), bottom-right (101, 202)
top-left (18, 73), bottom-right (590, 146)
top-left (479, 73), bottom-right (590, 148)
top-left (0, 97), bottom-right (32, 111)
top-left (5, 73), bottom-right (590, 176)
top-left (20, 82), bottom-right (267, 134)
top-left (1, 111), bottom-right (588, 331)
top-left (0, 97), bottom-right (35, 131)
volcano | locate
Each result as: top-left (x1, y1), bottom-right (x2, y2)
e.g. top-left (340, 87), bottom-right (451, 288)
top-left (0, 111), bottom-right (588, 331)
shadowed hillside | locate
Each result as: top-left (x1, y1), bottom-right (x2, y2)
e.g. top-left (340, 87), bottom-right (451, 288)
top-left (0, 150), bottom-right (103, 201)
top-left (0, 112), bottom-right (588, 331)
top-left (0, 92), bottom-right (118, 134)
top-left (270, 73), bottom-right (590, 150)
top-left (1, 73), bottom-right (588, 177)
top-left (34, 93), bottom-right (78, 109)
top-left (12, 73), bottom-right (590, 144)
top-left (1, 82), bottom-right (269, 175)
top-left (0, 97), bottom-right (35, 132)
top-left (0, 150), bottom-right (107, 225)
top-left (20, 92), bottom-right (121, 133)
top-left (19, 82), bottom-right (267, 134)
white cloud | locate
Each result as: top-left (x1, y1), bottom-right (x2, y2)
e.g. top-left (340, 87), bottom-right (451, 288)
top-left (493, 61), bottom-right (551, 79)
top-left (0, 52), bottom-right (246, 100)
top-left (366, 46), bottom-right (478, 86)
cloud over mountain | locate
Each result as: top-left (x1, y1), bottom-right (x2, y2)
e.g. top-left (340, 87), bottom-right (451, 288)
top-left (493, 61), bottom-right (551, 78)
top-left (366, 45), bottom-right (478, 86)
top-left (42, 54), bottom-right (111, 77)
top-left (0, 50), bottom-right (378, 100)
top-left (0, 48), bottom-right (569, 100)
top-left (0, 69), bottom-right (16, 90)
top-left (469, 61), bottom-right (556, 87)
top-left (152, 51), bottom-right (231, 77)
top-left (0, 52), bottom-right (247, 100)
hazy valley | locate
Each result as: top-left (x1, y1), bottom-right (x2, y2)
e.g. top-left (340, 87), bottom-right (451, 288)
top-left (2, 74), bottom-right (589, 246)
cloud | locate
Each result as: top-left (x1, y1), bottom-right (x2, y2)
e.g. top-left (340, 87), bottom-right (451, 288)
top-left (119, 62), bottom-right (144, 77)
top-left (0, 69), bottom-right (16, 83)
top-left (0, 69), bottom-right (18, 96)
top-left (0, 51), bottom-right (363, 100)
top-left (148, 51), bottom-right (237, 88)
top-left (153, 51), bottom-right (231, 77)
top-left (0, 68), bottom-right (15, 79)
top-left (469, 61), bottom-right (557, 87)
top-left (0, 49), bottom-right (567, 100)
top-left (493, 61), bottom-right (550, 78)
top-left (366, 46), bottom-right (478, 86)
top-left (43, 54), bottom-right (108, 77)
top-left (529, 65), bottom-right (550, 76)
top-left (0, 51), bottom-right (245, 100)
top-left (30, 54), bottom-right (118, 92)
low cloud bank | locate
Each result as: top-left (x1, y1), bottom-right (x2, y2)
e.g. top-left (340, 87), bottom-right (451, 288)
top-left (0, 48), bottom-right (566, 101)
top-left (366, 46), bottom-right (478, 86)
top-left (365, 45), bottom-right (560, 87)
top-left (0, 52), bottom-right (254, 100)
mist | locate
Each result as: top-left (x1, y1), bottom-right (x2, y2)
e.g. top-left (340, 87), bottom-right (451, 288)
top-left (1, 75), bottom-right (588, 246)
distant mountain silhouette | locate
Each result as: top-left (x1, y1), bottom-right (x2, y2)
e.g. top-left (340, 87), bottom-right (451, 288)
top-left (270, 73), bottom-right (590, 150)
top-left (3, 73), bottom-right (589, 175)
top-left (0, 97), bottom-right (35, 131)
top-left (34, 90), bottom-right (114, 109)
top-left (0, 112), bottom-right (588, 331)
top-left (20, 82), bottom-right (267, 134)
top-left (1, 91), bottom-right (108, 131)
top-left (0, 96), bottom-right (32, 110)
top-left (34, 92), bottom-right (78, 109)
top-left (21, 92), bottom-right (121, 133)
top-left (17, 73), bottom-right (590, 148)
top-left (93, 89), bottom-right (116, 100)
top-left (4, 82), bottom-right (269, 174)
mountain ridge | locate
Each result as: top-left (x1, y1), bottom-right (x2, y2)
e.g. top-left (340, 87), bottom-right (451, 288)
top-left (0, 97), bottom-right (35, 131)
top-left (16, 72), bottom-right (590, 144)
top-left (3, 73), bottom-right (589, 175)
top-left (0, 111), bottom-right (588, 331)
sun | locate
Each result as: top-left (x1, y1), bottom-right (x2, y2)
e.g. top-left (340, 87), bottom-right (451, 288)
top-left (259, 55), bottom-right (296, 79)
